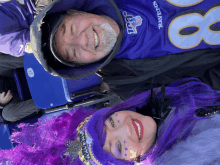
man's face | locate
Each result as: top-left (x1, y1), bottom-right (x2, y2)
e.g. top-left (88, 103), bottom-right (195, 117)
top-left (53, 9), bottom-right (120, 64)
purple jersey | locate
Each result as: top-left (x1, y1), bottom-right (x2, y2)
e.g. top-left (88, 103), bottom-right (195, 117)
top-left (1, 0), bottom-right (219, 59)
top-left (0, 0), bottom-right (35, 57)
top-left (115, 0), bottom-right (220, 59)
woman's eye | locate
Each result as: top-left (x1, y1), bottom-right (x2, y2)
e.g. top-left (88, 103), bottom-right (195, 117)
top-left (109, 116), bottom-right (114, 128)
top-left (117, 140), bottom-right (122, 154)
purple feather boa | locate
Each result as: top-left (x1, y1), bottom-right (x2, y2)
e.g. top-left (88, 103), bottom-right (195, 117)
top-left (0, 106), bottom-right (96, 165)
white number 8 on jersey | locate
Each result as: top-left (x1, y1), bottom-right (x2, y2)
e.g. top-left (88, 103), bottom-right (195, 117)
top-left (168, 6), bottom-right (220, 49)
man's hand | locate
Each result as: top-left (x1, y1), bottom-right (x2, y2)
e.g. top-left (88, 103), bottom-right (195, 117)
top-left (0, 90), bottom-right (13, 105)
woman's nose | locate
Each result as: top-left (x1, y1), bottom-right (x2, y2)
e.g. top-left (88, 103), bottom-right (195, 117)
top-left (124, 117), bottom-right (132, 137)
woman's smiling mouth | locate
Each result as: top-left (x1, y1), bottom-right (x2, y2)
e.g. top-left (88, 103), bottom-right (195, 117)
top-left (132, 119), bottom-right (144, 141)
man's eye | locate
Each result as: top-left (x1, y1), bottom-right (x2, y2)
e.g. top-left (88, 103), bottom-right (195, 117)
top-left (109, 116), bottom-right (114, 128)
top-left (73, 49), bottom-right (76, 56)
top-left (66, 56), bottom-right (70, 62)
top-left (71, 26), bottom-right (73, 34)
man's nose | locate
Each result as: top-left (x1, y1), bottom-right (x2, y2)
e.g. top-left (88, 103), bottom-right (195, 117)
top-left (74, 28), bottom-right (95, 53)
top-left (75, 31), bottom-right (88, 48)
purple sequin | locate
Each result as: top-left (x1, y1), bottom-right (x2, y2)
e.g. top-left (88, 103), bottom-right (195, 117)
top-left (125, 148), bottom-right (128, 150)
top-left (125, 154), bottom-right (127, 156)
top-left (118, 120), bottom-right (120, 123)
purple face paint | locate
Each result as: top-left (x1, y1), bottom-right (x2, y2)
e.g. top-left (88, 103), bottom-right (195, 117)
top-left (124, 141), bottom-right (128, 157)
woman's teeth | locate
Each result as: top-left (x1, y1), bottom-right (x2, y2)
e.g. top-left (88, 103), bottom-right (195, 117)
top-left (94, 31), bottom-right (99, 48)
top-left (134, 121), bottom-right (141, 140)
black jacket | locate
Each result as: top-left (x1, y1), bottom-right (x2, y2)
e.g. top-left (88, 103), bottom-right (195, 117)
top-left (100, 49), bottom-right (220, 100)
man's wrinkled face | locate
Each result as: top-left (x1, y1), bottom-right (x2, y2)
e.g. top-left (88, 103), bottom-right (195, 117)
top-left (103, 111), bottom-right (157, 161)
top-left (53, 9), bottom-right (120, 64)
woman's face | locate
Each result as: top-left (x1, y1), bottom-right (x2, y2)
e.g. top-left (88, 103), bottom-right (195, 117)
top-left (103, 111), bottom-right (157, 160)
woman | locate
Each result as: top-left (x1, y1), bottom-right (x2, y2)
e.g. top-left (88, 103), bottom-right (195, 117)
top-left (0, 77), bottom-right (220, 165)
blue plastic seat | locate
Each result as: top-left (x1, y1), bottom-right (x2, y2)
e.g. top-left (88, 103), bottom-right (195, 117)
top-left (23, 53), bottom-right (103, 109)
top-left (10, 54), bottom-right (118, 116)
top-left (0, 53), bottom-right (120, 149)
top-left (0, 125), bottom-right (13, 149)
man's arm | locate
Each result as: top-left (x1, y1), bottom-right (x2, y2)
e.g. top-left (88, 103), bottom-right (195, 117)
top-left (0, 0), bottom-right (35, 56)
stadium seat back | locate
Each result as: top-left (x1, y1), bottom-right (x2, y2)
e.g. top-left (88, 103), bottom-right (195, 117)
top-left (23, 54), bottom-right (102, 109)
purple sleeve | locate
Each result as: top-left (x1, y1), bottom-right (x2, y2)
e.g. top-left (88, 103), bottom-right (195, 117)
top-left (0, 0), bottom-right (35, 57)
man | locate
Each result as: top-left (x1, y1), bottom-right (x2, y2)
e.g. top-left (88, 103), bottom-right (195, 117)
top-left (31, 0), bottom-right (220, 101)
top-left (0, 0), bottom-right (220, 121)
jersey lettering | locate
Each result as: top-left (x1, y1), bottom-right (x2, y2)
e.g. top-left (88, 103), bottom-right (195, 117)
top-left (168, 5), bottom-right (220, 49)
top-left (153, 1), bottom-right (163, 29)
top-left (123, 11), bottom-right (143, 34)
